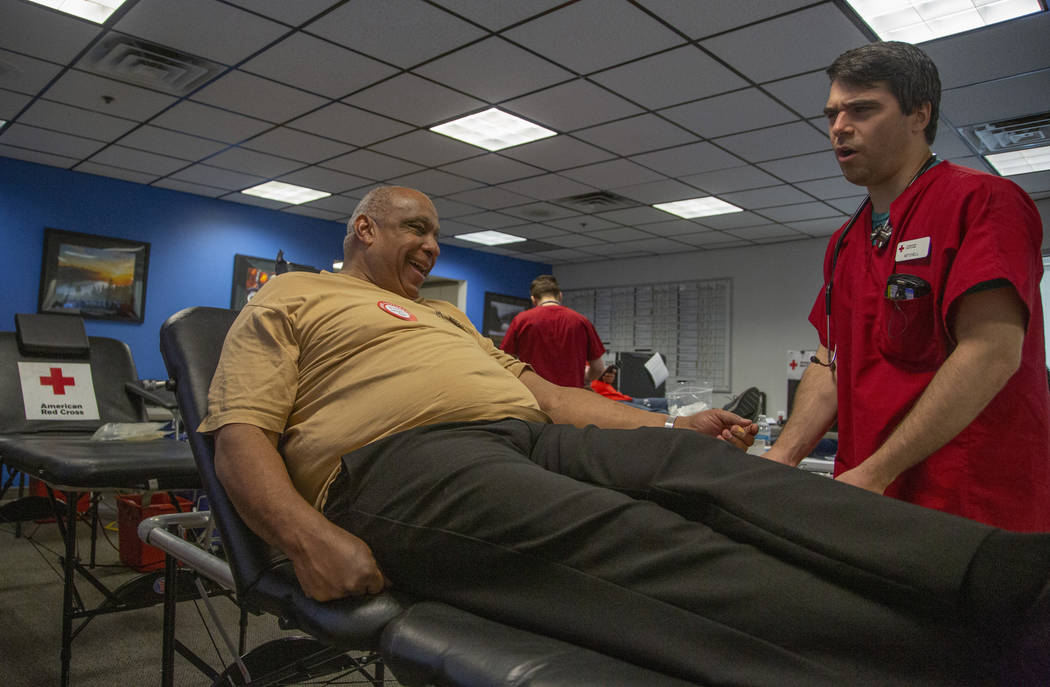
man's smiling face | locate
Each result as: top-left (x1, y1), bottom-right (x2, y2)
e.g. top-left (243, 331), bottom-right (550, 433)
top-left (365, 188), bottom-right (441, 300)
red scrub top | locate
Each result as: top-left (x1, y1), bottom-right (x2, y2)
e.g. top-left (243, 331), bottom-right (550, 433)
top-left (809, 162), bottom-right (1050, 531)
top-left (501, 304), bottom-right (605, 388)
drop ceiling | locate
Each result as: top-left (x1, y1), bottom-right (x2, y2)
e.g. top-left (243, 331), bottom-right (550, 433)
top-left (1, 0), bottom-right (1048, 264)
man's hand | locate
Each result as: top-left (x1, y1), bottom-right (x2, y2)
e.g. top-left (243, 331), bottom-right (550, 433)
top-left (676, 409), bottom-right (757, 450)
top-left (290, 520), bottom-right (390, 601)
top-left (834, 463), bottom-right (890, 495)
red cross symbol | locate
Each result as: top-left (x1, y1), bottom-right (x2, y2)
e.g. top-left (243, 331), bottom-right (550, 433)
top-left (898, 243), bottom-right (906, 253)
top-left (40, 367), bottom-right (75, 395)
top-left (789, 359), bottom-right (798, 371)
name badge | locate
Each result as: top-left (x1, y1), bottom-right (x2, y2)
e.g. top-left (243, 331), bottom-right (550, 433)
top-left (895, 236), bottom-right (930, 262)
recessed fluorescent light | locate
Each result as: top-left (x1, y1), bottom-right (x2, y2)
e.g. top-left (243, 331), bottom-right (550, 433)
top-left (985, 145), bottom-right (1050, 175)
top-left (454, 230), bottom-right (528, 246)
top-left (241, 181), bottom-right (331, 205)
top-left (845, 0), bottom-right (1042, 42)
top-left (653, 197), bottom-right (743, 219)
top-left (28, 0), bottom-right (128, 23)
top-left (332, 260), bottom-right (343, 270)
top-left (431, 108), bottom-right (556, 151)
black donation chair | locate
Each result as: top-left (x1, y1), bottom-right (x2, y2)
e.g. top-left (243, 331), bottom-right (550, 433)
top-left (150, 305), bottom-right (695, 686)
top-left (0, 313), bottom-right (199, 687)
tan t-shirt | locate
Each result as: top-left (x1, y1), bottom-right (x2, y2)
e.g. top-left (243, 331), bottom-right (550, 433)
top-left (199, 271), bottom-right (549, 508)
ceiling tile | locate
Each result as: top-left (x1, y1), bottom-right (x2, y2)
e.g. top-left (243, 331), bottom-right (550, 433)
top-left (386, 169), bottom-right (482, 197)
top-left (940, 70), bottom-right (1050, 127)
top-left (43, 69), bottom-right (179, 121)
top-left (714, 121), bottom-right (829, 162)
top-left (544, 233), bottom-right (603, 248)
top-left (371, 130), bottom-right (481, 168)
top-left (502, 79), bottom-right (643, 132)
top-left (594, 206), bottom-right (670, 226)
top-left (191, 70), bottom-right (329, 123)
top-left (277, 166), bottom-right (370, 194)
top-left (87, 144), bottom-right (189, 175)
top-left (504, 0), bottom-right (683, 74)
top-left (604, 237), bottom-right (693, 254)
top-left (585, 226), bottom-right (650, 242)
top-left (931, 123), bottom-right (973, 160)
top-left (500, 173), bottom-right (596, 201)
top-left (76, 161), bottom-right (159, 184)
top-left (0, 49), bottom-right (63, 95)
top-left (224, 0), bottom-right (340, 26)
top-left (445, 186), bottom-right (533, 209)
top-left (720, 184), bottom-right (813, 210)
top-left (1011, 170), bottom-right (1050, 196)
top-left (152, 100), bottom-right (272, 143)
top-left (0, 88), bottom-right (32, 119)
top-left (456, 211), bottom-right (527, 230)
top-left (286, 102), bottom-right (412, 146)
top-left (794, 175), bottom-right (861, 200)
top-left (827, 195), bottom-right (867, 214)
top-left (500, 135), bottom-right (615, 171)
top-left (432, 197), bottom-right (482, 218)
top-left (241, 126), bottom-right (353, 164)
top-left (322, 149), bottom-right (421, 180)
top-left (787, 217), bottom-right (846, 236)
top-left (758, 150), bottom-right (841, 182)
top-left (241, 33), bottom-right (398, 99)
top-left (660, 88), bottom-right (797, 138)
top-left (679, 164), bottom-right (782, 194)
top-left (151, 177), bottom-right (227, 197)
top-left (630, 141), bottom-right (741, 178)
top-left (114, 0), bottom-right (288, 65)
top-left (635, 219), bottom-right (709, 237)
top-left (0, 0), bottom-right (102, 63)
top-left (694, 211), bottom-right (767, 230)
top-left (763, 70), bottom-right (830, 119)
top-left (500, 201), bottom-right (579, 221)
top-left (560, 158), bottom-right (665, 189)
top-left (675, 231), bottom-right (747, 247)
top-left (759, 201), bottom-right (841, 222)
top-left (614, 178), bottom-right (701, 204)
top-left (699, 4), bottom-right (868, 83)
top-left (169, 163), bottom-right (267, 190)
top-left (574, 114), bottom-right (698, 156)
top-left (282, 204), bottom-right (343, 220)
top-left (20, 99), bottom-right (137, 141)
top-left (440, 154), bottom-right (544, 185)
top-left (638, 0), bottom-right (816, 39)
top-left (206, 147), bottom-right (304, 177)
top-left (119, 125), bottom-right (228, 161)
top-left (728, 224), bottom-right (804, 240)
top-left (1, 122), bottom-right (104, 158)
top-left (223, 191), bottom-right (287, 209)
top-left (415, 37), bottom-right (573, 103)
top-left (923, 11), bottom-right (1050, 90)
top-left (301, 193), bottom-right (361, 215)
top-left (545, 215), bottom-right (620, 232)
top-left (430, 0), bottom-right (566, 30)
top-left (306, 0), bottom-right (486, 68)
top-left (590, 45), bottom-right (747, 109)
top-left (345, 74), bottom-right (486, 128)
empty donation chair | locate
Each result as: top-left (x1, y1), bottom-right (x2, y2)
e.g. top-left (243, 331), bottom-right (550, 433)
top-left (0, 312), bottom-right (199, 687)
top-left (151, 305), bottom-right (696, 686)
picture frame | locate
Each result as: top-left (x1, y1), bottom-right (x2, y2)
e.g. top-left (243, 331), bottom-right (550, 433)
top-left (230, 253), bottom-right (320, 310)
top-left (38, 228), bottom-right (150, 323)
top-left (482, 291), bottom-right (531, 347)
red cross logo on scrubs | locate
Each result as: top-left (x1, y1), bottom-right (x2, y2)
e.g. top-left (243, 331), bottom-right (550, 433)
top-left (898, 244), bottom-right (906, 253)
top-left (40, 367), bottom-right (75, 395)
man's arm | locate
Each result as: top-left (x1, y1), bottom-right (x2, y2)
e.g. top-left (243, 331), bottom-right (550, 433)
top-left (584, 357), bottom-right (605, 382)
top-left (519, 369), bottom-right (757, 448)
top-left (762, 344), bottom-right (839, 467)
top-left (214, 423), bottom-right (388, 601)
top-left (837, 286), bottom-right (1026, 493)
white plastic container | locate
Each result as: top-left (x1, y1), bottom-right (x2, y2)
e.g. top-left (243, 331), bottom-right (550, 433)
top-left (666, 380), bottom-right (713, 417)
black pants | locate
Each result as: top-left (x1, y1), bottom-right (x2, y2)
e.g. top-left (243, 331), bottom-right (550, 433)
top-left (323, 419), bottom-right (1050, 686)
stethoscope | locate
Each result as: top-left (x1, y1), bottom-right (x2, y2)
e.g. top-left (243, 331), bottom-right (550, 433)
top-left (809, 154), bottom-right (938, 371)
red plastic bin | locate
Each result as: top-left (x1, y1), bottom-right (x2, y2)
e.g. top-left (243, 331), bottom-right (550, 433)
top-left (117, 493), bottom-right (193, 571)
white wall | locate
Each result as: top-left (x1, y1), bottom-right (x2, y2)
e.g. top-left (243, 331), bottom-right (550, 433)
top-left (558, 195), bottom-right (1050, 418)
top-left (556, 238), bottom-right (828, 416)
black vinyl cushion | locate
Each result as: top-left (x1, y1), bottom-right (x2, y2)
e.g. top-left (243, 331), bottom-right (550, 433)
top-left (15, 313), bottom-right (90, 358)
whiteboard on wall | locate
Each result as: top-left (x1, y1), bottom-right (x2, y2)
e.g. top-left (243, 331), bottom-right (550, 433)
top-left (563, 278), bottom-right (732, 392)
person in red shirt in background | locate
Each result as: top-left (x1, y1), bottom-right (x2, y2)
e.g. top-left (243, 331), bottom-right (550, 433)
top-left (591, 365), bottom-right (668, 412)
top-left (500, 275), bottom-right (606, 388)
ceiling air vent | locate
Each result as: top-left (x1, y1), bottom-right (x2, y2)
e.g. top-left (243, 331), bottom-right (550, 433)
top-left (958, 111), bottom-right (1050, 154)
top-left (80, 34), bottom-right (223, 95)
top-left (554, 190), bottom-right (637, 213)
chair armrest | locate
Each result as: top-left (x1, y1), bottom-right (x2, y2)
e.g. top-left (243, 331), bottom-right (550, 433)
top-left (138, 512), bottom-right (235, 590)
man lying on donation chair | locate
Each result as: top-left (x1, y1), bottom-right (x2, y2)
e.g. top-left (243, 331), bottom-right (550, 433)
top-left (200, 186), bottom-right (1050, 686)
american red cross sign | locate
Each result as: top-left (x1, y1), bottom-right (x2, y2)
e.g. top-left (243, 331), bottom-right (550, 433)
top-left (39, 367), bottom-right (76, 395)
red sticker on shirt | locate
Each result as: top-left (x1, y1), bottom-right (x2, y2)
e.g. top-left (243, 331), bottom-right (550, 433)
top-left (377, 301), bottom-right (417, 321)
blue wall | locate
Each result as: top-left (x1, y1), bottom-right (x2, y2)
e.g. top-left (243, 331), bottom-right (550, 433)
top-left (0, 157), bottom-right (548, 379)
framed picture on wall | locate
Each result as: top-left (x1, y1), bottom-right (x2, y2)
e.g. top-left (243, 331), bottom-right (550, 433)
top-left (38, 228), bottom-right (150, 323)
top-left (231, 253), bottom-right (320, 310)
top-left (482, 291), bottom-right (530, 347)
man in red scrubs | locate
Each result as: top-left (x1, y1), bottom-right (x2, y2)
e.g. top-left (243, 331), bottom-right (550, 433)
top-left (500, 274), bottom-right (606, 388)
top-left (765, 41), bottom-right (1050, 532)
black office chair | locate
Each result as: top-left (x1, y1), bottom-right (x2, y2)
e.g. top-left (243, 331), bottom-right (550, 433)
top-left (154, 305), bottom-right (696, 686)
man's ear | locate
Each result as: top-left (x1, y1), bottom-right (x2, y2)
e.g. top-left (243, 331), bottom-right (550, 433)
top-left (911, 101), bottom-right (932, 136)
top-left (352, 214), bottom-right (376, 245)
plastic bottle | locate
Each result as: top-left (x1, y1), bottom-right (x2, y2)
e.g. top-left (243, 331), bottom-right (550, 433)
top-left (748, 414), bottom-right (771, 455)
